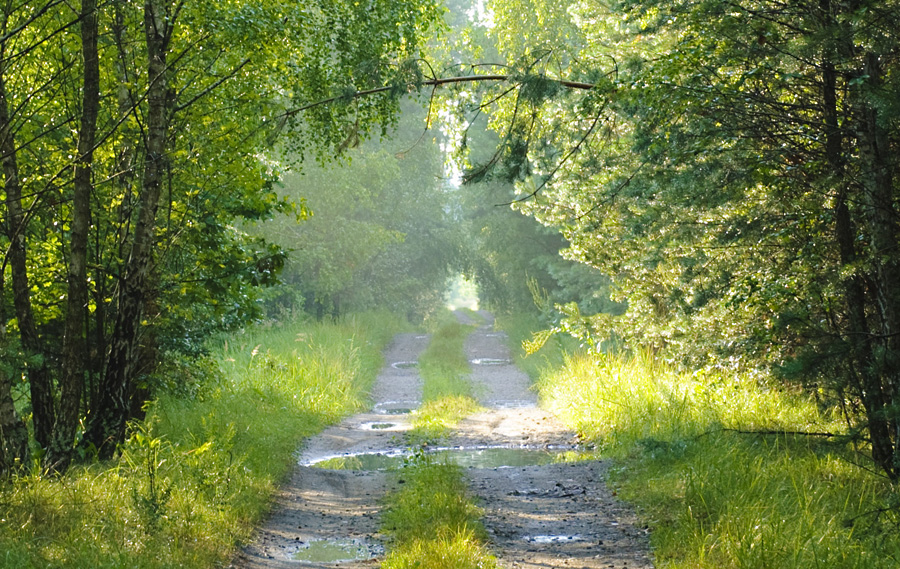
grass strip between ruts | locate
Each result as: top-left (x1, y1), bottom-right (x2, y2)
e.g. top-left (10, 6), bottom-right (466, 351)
top-left (380, 453), bottom-right (499, 569)
top-left (409, 311), bottom-right (481, 445)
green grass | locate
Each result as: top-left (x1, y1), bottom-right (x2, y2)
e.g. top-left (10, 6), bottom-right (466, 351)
top-left (419, 312), bottom-right (475, 401)
top-left (410, 396), bottom-right (482, 445)
top-left (0, 311), bottom-right (406, 569)
top-left (455, 307), bottom-right (485, 325)
top-left (500, 316), bottom-right (900, 569)
top-left (409, 311), bottom-right (481, 444)
top-left (380, 455), bottom-right (499, 569)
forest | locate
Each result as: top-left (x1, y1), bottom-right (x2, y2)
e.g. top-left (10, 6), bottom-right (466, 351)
top-left (1, 0), bottom-right (899, 567)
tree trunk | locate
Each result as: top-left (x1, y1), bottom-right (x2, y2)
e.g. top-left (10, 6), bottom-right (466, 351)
top-left (856, 53), bottom-right (900, 480)
top-left (0, 273), bottom-right (29, 474)
top-left (823, 55), bottom-right (871, 376)
top-left (83, 0), bottom-right (174, 458)
top-left (46, 0), bottom-right (101, 471)
top-left (0, 45), bottom-right (54, 451)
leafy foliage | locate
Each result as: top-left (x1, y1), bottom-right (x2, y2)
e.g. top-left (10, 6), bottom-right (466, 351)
top-left (466, 0), bottom-right (900, 478)
top-left (0, 0), bottom-right (443, 469)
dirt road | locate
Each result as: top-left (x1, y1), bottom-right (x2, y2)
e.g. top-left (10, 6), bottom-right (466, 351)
top-left (233, 312), bottom-right (653, 569)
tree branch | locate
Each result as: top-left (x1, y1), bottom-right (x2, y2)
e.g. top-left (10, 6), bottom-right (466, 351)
top-left (282, 74), bottom-right (596, 118)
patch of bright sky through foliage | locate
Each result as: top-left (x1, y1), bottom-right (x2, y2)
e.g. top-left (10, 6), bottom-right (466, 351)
top-left (467, 0), bottom-right (495, 28)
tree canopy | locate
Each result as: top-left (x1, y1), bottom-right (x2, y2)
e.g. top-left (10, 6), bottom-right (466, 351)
top-left (0, 0), bottom-right (442, 471)
top-left (464, 0), bottom-right (900, 479)
top-left (2, 0), bottom-right (899, 484)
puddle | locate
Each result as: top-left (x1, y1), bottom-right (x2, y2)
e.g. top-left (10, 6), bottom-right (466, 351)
top-left (373, 401), bottom-right (419, 415)
top-left (470, 358), bottom-right (510, 365)
top-left (391, 360), bottom-right (418, 369)
top-left (375, 407), bottom-right (414, 415)
top-left (290, 538), bottom-right (383, 563)
top-left (310, 451), bottom-right (405, 471)
top-left (492, 400), bottom-right (537, 409)
top-left (308, 446), bottom-right (586, 471)
top-left (358, 421), bottom-right (405, 431)
top-left (524, 535), bottom-right (584, 544)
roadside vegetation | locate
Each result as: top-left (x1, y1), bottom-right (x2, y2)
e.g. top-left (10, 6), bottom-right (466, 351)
top-left (380, 454), bottom-right (498, 569)
top-left (501, 317), bottom-right (900, 569)
top-left (0, 313), bottom-right (405, 569)
top-left (409, 311), bottom-right (481, 444)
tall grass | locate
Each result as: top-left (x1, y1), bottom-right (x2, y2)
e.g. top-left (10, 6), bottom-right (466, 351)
top-left (0, 311), bottom-right (406, 569)
top-left (500, 317), bottom-right (900, 569)
top-left (538, 350), bottom-right (833, 449)
top-left (493, 311), bottom-right (577, 381)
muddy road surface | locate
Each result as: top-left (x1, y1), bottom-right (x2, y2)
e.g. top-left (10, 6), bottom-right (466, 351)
top-left (233, 312), bottom-right (653, 569)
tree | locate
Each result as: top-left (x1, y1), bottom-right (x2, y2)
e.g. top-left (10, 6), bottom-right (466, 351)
top-left (474, 0), bottom-right (900, 479)
top-left (298, 0), bottom-right (899, 479)
top-left (0, 0), bottom-right (444, 472)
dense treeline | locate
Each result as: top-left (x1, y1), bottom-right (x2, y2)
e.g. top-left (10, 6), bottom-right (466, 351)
top-left (2, 0), bottom-right (898, 488)
top-left (257, 101), bottom-right (466, 322)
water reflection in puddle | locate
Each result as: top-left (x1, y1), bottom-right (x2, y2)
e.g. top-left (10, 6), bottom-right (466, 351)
top-left (373, 401), bottom-right (418, 415)
top-left (524, 535), bottom-right (584, 544)
top-left (308, 446), bottom-right (588, 471)
top-left (310, 451), bottom-right (404, 470)
top-left (290, 538), bottom-right (383, 563)
top-left (470, 358), bottom-right (510, 365)
top-left (358, 421), bottom-right (403, 431)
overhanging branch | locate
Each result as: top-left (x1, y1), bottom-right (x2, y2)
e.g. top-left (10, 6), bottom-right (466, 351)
top-left (282, 74), bottom-right (596, 118)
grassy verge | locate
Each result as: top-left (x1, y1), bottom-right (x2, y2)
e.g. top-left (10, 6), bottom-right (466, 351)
top-left (410, 311), bottom-right (481, 444)
top-left (0, 311), bottom-right (406, 569)
top-left (380, 455), bottom-right (499, 569)
top-left (500, 316), bottom-right (900, 569)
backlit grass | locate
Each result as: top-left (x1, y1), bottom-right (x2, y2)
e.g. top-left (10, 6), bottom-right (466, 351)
top-left (379, 313), bottom-right (496, 568)
top-left (410, 396), bottom-right (481, 445)
top-left (500, 316), bottom-right (900, 569)
top-left (0, 311), bottom-right (406, 569)
top-left (419, 313), bottom-right (475, 402)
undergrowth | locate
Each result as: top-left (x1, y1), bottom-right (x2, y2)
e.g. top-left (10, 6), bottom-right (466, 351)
top-left (499, 315), bottom-right (900, 569)
top-left (0, 311), bottom-right (405, 569)
top-left (380, 454), bottom-right (498, 569)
